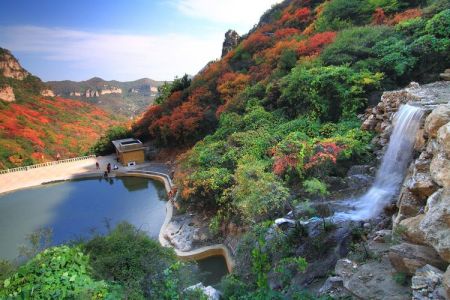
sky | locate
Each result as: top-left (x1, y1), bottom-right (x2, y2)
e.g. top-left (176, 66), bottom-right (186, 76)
top-left (0, 0), bottom-right (282, 82)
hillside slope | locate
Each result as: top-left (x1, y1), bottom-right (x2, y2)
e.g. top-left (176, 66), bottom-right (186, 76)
top-left (0, 48), bottom-right (124, 169)
top-left (131, 0), bottom-right (449, 297)
top-left (47, 77), bottom-right (165, 117)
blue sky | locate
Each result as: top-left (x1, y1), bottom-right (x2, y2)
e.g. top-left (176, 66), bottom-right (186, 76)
top-left (0, 0), bottom-right (282, 81)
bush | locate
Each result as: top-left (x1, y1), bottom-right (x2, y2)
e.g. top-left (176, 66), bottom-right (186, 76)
top-left (1, 246), bottom-right (117, 299)
top-left (279, 65), bottom-right (382, 121)
top-left (89, 125), bottom-right (131, 155)
top-left (83, 222), bottom-right (187, 299)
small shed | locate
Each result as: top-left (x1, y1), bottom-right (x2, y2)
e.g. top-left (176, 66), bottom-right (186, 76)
top-left (112, 138), bottom-right (145, 166)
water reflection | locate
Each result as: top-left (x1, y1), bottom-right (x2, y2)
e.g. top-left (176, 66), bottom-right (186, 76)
top-left (0, 178), bottom-right (167, 260)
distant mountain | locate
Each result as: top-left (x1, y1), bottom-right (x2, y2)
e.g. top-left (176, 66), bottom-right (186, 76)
top-left (47, 77), bottom-right (167, 117)
top-left (0, 47), bottom-right (124, 169)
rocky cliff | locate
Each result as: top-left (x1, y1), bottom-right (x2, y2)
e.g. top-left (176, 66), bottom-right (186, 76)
top-left (0, 48), bottom-right (29, 80)
top-left (328, 81), bottom-right (450, 299)
top-left (221, 30), bottom-right (240, 58)
top-left (47, 77), bottom-right (165, 116)
top-left (0, 47), bottom-right (54, 102)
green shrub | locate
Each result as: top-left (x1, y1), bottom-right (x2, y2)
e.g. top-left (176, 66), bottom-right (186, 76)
top-left (89, 125), bottom-right (131, 155)
top-left (83, 222), bottom-right (183, 299)
top-left (0, 246), bottom-right (117, 299)
top-left (279, 65), bottom-right (382, 121)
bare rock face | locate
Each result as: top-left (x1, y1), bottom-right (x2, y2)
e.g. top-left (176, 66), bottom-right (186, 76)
top-left (431, 154), bottom-right (450, 188)
top-left (419, 189), bottom-right (450, 263)
top-left (40, 89), bottom-right (55, 97)
top-left (437, 122), bottom-right (450, 157)
top-left (407, 172), bottom-right (438, 200)
top-left (0, 49), bottom-right (29, 80)
top-left (388, 242), bottom-right (446, 275)
top-left (0, 85), bottom-right (15, 102)
top-left (411, 264), bottom-right (447, 300)
top-left (424, 105), bottom-right (450, 138)
top-left (335, 258), bottom-right (410, 300)
top-left (399, 215), bottom-right (426, 245)
top-left (221, 30), bottom-right (240, 57)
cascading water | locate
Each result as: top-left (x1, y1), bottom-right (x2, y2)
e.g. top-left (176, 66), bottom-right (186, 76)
top-left (335, 104), bottom-right (424, 221)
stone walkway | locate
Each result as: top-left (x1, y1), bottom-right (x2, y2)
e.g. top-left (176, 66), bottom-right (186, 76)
top-left (0, 155), bottom-right (149, 194)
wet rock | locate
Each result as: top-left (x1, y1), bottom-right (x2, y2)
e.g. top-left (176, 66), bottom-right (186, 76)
top-left (424, 105), bottom-right (450, 138)
top-left (399, 215), bottom-right (426, 245)
top-left (415, 129), bottom-right (426, 151)
top-left (411, 264), bottom-right (446, 300)
top-left (335, 257), bottom-right (410, 300)
top-left (389, 242), bottom-right (447, 275)
top-left (443, 266), bottom-right (450, 299)
top-left (414, 158), bottom-right (431, 173)
top-left (163, 215), bottom-right (196, 252)
top-left (185, 282), bottom-right (221, 300)
top-left (407, 172), bottom-right (438, 200)
top-left (419, 189), bottom-right (450, 262)
top-left (437, 122), bottom-right (450, 157)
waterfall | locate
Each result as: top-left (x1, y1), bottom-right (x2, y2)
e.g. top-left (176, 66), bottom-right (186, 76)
top-left (336, 104), bottom-right (424, 221)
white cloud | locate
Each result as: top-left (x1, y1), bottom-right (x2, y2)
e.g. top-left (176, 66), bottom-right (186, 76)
top-left (0, 26), bottom-right (224, 81)
top-left (172, 0), bottom-right (283, 33)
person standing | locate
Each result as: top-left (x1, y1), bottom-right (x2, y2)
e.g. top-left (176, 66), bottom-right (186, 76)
top-left (96, 162), bottom-right (100, 169)
top-left (107, 163), bottom-right (111, 173)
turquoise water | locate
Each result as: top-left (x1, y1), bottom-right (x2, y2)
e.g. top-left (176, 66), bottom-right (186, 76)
top-left (0, 177), bottom-right (167, 260)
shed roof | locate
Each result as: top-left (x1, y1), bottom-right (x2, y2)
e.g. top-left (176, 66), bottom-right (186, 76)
top-left (112, 138), bottom-right (144, 153)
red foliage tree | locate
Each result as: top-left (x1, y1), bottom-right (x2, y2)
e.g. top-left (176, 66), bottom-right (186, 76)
top-left (297, 31), bottom-right (337, 56)
top-left (372, 8), bottom-right (386, 25)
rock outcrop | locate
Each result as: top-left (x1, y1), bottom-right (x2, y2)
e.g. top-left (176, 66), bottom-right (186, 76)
top-left (40, 89), bottom-right (55, 97)
top-left (0, 48), bottom-right (29, 80)
top-left (100, 85), bottom-right (122, 95)
top-left (0, 85), bottom-right (15, 102)
top-left (221, 30), bottom-right (240, 57)
top-left (329, 81), bottom-right (450, 298)
top-left (388, 242), bottom-right (447, 275)
top-left (411, 264), bottom-right (447, 300)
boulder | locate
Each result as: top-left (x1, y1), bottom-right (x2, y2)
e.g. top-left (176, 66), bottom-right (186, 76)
top-left (437, 122), bottom-right (450, 157)
top-left (407, 172), bottom-right (438, 200)
top-left (395, 188), bottom-right (422, 224)
top-left (318, 276), bottom-right (351, 298)
top-left (335, 257), bottom-right (410, 300)
top-left (420, 189), bottom-right (450, 262)
top-left (424, 105), bottom-right (450, 138)
top-left (411, 264), bottom-right (447, 300)
top-left (399, 215), bottom-right (426, 245)
top-left (430, 153), bottom-right (450, 188)
top-left (443, 265), bottom-right (450, 299)
top-left (389, 242), bottom-right (447, 275)
top-left (185, 283), bottom-right (221, 300)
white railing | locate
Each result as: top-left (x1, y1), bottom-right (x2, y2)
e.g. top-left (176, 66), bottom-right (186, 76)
top-left (0, 155), bottom-right (96, 175)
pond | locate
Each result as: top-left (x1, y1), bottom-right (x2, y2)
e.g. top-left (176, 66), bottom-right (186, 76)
top-left (0, 177), bottom-right (228, 285)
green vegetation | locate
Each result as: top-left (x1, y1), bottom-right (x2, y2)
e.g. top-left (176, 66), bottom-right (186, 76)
top-left (0, 246), bottom-right (118, 299)
top-left (89, 125), bottom-right (131, 155)
top-left (0, 223), bottom-right (206, 299)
